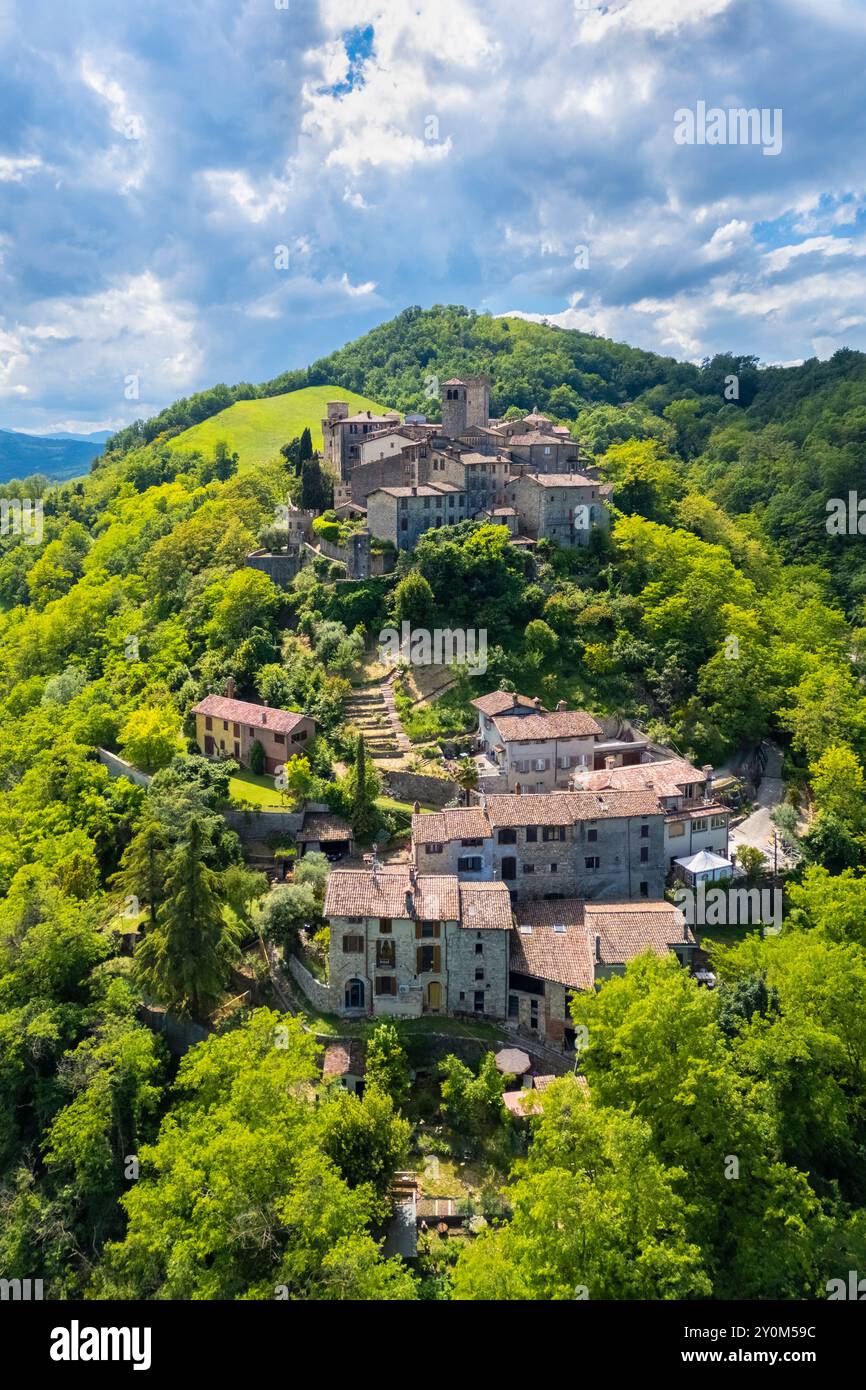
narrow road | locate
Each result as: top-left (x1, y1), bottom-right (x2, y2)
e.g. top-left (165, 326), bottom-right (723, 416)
top-left (728, 741), bottom-right (785, 867)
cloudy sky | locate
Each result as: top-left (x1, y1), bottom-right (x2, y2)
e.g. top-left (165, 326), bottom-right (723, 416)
top-left (1, 0), bottom-right (865, 433)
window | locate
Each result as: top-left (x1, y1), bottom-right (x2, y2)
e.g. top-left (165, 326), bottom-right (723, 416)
top-left (585, 856), bottom-right (600, 870)
top-left (205, 716), bottom-right (213, 731)
top-left (419, 921), bottom-right (440, 939)
top-left (522, 864), bottom-right (535, 875)
top-left (375, 976), bottom-right (397, 997)
top-left (711, 814), bottom-right (727, 829)
top-left (587, 828), bottom-right (598, 843)
top-left (474, 990), bottom-right (485, 1013)
top-left (417, 944), bottom-right (441, 973)
top-left (458, 855), bottom-right (482, 872)
top-left (508, 994), bottom-right (519, 1020)
top-left (543, 826), bottom-right (566, 842)
top-left (461, 838), bottom-right (483, 847)
top-left (347, 915), bottom-right (363, 924)
top-left (345, 979), bottom-right (365, 1009)
top-left (640, 847), bottom-right (649, 863)
top-left (640, 824), bottom-right (649, 839)
top-left (639, 881), bottom-right (649, 897)
top-left (291, 729), bottom-right (308, 744)
top-left (342, 935), bottom-right (364, 953)
top-left (498, 828), bottom-right (517, 845)
top-left (425, 842), bottom-right (443, 855)
top-left (274, 732), bottom-right (285, 745)
top-left (530, 999), bottom-right (539, 1028)
top-left (693, 818), bottom-right (709, 832)
top-left (233, 722), bottom-right (240, 737)
top-left (475, 941), bottom-right (483, 955)
top-left (379, 918), bottom-right (392, 934)
top-left (526, 826), bottom-right (538, 843)
top-left (474, 968), bottom-right (484, 981)
top-left (376, 940), bottom-right (396, 968)
top-left (549, 863), bottom-right (558, 874)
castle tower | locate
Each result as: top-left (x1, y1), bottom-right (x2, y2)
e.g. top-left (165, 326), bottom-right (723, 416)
top-left (465, 373), bottom-right (491, 429)
top-left (441, 379), bottom-right (468, 438)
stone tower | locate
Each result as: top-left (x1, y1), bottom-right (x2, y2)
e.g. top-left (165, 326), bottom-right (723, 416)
top-left (465, 373), bottom-right (491, 429)
top-left (441, 379), bottom-right (468, 438)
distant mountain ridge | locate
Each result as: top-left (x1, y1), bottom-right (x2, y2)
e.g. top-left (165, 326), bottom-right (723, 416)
top-left (0, 428), bottom-right (105, 486)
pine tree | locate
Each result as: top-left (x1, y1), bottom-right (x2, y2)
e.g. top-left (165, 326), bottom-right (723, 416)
top-left (134, 817), bottom-right (240, 1019)
top-left (113, 817), bottom-right (170, 931)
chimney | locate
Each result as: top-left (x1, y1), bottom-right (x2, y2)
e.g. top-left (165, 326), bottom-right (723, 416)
top-left (225, 677), bottom-right (237, 699)
top-left (261, 711), bottom-right (267, 725)
top-left (515, 783), bottom-right (522, 796)
top-left (702, 764), bottom-right (714, 801)
top-left (533, 696), bottom-right (542, 709)
top-left (605, 755), bottom-right (616, 770)
top-left (408, 864), bottom-right (417, 887)
top-left (411, 486), bottom-right (417, 496)
top-left (556, 700), bottom-right (567, 712)
top-left (595, 934), bottom-right (602, 964)
top-left (413, 800), bottom-right (420, 814)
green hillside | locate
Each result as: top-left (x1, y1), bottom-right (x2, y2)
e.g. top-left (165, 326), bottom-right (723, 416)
top-left (167, 385), bottom-right (393, 471)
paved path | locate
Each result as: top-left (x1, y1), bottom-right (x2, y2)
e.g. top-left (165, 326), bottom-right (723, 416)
top-left (728, 741), bottom-right (786, 868)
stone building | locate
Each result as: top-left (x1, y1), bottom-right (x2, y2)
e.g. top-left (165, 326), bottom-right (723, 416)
top-left (508, 898), bottom-right (697, 1046)
top-left (412, 788), bottom-right (667, 903)
top-left (504, 471), bottom-right (611, 547)
top-left (472, 694), bottom-right (603, 792)
top-left (322, 402), bottom-right (402, 480)
top-left (582, 759), bottom-right (730, 867)
top-left (366, 482), bottom-right (465, 548)
top-left (324, 866), bottom-right (513, 1019)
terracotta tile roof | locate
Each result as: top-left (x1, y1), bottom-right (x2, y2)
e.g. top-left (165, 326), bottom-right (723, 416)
top-left (509, 470), bottom-right (596, 485)
top-left (511, 902), bottom-right (594, 989)
top-left (374, 484), bottom-right (460, 498)
top-left (324, 868), bottom-right (461, 922)
top-left (296, 813), bottom-right (354, 843)
top-left (458, 881), bottom-right (513, 931)
top-left (412, 807), bottom-right (491, 842)
top-left (510, 898), bottom-right (693, 987)
top-left (503, 1090), bottom-right (543, 1117)
top-left (341, 412), bottom-right (402, 423)
top-left (485, 789), bottom-right (664, 826)
top-left (584, 758), bottom-right (706, 797)
top-left (323, 1040), bottom-right (366, 1078)
top-left (494, 710), bottom-right (603, 741)
top-left (585, 901), bottom-right (695, 960)
top-left (192, 694), bottom-right (307, 736)
top-left (471, 690), bottom-right (537, 716)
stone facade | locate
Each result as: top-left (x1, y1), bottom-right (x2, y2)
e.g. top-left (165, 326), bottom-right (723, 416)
top-left (366, 483), bottom-right (466, 549)
top-left (504, 472), bottom-right (610, 547)
top-left (322, 403), bottom-right (402, 480)
top-left (324, 868), bottom-right (512, 1020)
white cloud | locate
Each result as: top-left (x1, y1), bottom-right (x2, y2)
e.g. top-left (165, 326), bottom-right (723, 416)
top-left (0, 155), bottom-right (43, 182)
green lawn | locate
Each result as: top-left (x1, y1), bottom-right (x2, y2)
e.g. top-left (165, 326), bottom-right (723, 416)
top-left (168, 385), bottom-right (394, 471)
top-left (229, 770), bottom-right (286, 807)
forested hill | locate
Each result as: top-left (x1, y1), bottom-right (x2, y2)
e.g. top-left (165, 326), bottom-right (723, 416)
top-left (100, 305), bottom-right (866, 605)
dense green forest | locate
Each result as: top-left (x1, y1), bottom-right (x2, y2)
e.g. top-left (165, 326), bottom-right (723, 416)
top-left (3, 307), bottom-right (866, 1299)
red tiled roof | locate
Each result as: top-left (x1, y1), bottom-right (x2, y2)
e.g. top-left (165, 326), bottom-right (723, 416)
top-left (510, 898), bottom-right (694, 987)
top-left (485, 789), bottom-right (664, 826)
top-left (324, 868), bottom-right (460, 922)
top-left (296, 813), bottom-right (354, 843)
top-left (412, 808), bottom-right (490, 842)
top-left (471, 690), bottom-right (537, 716)
top-left (458, 881), bottom-right (513, 931)
top-left (494, 710), bottom-right (603, 740)
top-left (323, 1041), bottom-right (366, 1078)
top-left (508, 470), bottom-right (596, 486)
top-left (192, 694), bottom-right (307, 736)
top-left (584, 758), bottom-right (706, 796)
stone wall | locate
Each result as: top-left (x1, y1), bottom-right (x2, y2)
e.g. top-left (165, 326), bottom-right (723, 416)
top-left (97, 748), bottom-right (152, 788)
top-left (445, 923), bottom-right (509, 1020)
top-left (287, 953), bottom-right (334, 1014)
top-left (384, 771), bottom-right (456, 807)
top-left (245, 549), bottom-right (305, 588)
top-left (222, 801), bottom-right (330, 841)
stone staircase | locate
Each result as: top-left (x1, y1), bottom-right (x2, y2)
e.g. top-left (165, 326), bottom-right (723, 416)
top-left (344, 679), bottom-right (410, 761)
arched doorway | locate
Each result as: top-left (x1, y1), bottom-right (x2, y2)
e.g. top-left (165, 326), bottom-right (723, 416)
top-left (425, 980), bottom-right (443, 1014)
top-left (345, 978), bottom-right (365, 1010)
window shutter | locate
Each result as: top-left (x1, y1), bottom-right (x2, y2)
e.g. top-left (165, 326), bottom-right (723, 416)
top-left (415, 921), bottom-right (423, 939)
top-left (433, 945), bottom-right (441, 973)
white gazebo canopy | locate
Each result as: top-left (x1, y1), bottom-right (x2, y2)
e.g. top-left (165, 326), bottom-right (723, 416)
top-left (675, 849), bottom-right (733, 884)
